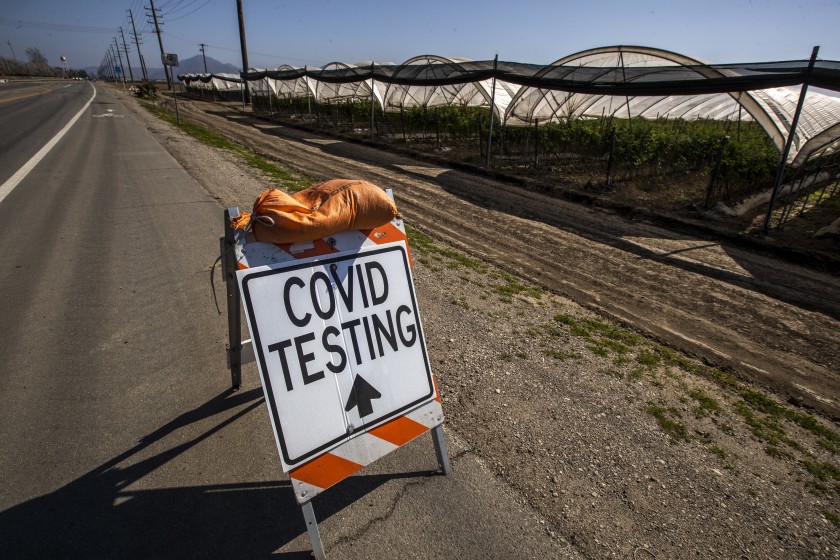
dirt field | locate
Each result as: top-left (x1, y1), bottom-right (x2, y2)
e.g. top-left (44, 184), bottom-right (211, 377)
top-left (158, 95), bottom-right (840, 418)
top-left (125, 89), bottom-right (840, 558)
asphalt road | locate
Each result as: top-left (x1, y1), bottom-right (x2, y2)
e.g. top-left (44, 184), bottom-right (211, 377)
top-left (0, 81), bottom-right (94, 186)
top-left (0, 83), bottom-right (578, 558)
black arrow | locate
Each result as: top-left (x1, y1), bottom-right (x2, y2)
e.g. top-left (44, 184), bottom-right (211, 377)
top-left (344, 375), bottom-right (382, 418)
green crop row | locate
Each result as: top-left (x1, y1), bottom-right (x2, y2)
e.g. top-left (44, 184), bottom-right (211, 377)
top-left (189, 87), bottom-right (782, 200)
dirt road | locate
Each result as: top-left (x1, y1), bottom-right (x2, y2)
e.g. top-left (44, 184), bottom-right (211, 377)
top-left (174, 98), bottom-right (840, 419)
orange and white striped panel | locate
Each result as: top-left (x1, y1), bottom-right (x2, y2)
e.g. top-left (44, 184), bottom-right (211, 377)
top-left (290, 399), bottom-right (443, 503)
top-left (234, 212), bottom-right (442, 504)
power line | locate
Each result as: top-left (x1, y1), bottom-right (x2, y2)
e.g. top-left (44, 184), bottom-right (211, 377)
top-left (166, 0), bottom-right (214, 23)
top-left (163, 31), bottom-right (323, 67)
top-left (0, 17), bottom-right (115, 34)
top-left (165, 0), bottom-right (208, 17)
top-left (129, 0), bottom-right (145, 16)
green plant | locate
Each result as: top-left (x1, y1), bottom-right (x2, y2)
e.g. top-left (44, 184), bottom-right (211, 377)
top-left (406, 227), bottom-right (486, 272)
top-left (637, 350), bottom-right (660, 368)
top-left (450, 298), bottom-right (470, 310)
top-left (818, 439), bottom-right (839, 454)
top-left (823, 510), bottom-right (840, 528)
top-left (628, 367), bottom-right (645, 381)
top-left (694, 366), bottom-right (741, 390)
top-left (765, 445), bottom-right (794, 460)
top-left (646, 404), bottom-right (691, 443)
top-left (736, 387), bottom-right (839, 451)
top-left (717, 422), bottom-right (736, 436)
top-left (688, 389), bottom-right (722, 418)
top-left (135, 82), bottom-right (159, 99)
top-left (493, 271), bottom-right (542, 299)
top-left (600, 339), bottom-right (629, 355)
top-left (587, 343), bottom-right (610, 357)
top-left (554, 313), bottom-right (576, 326)
top-left (544, 349), bottom-right (580, 361)
top-left (709, 445), bottom-right (727, 460)
top-left (801, 460), bottom-right (840, 483)
top-left (582, 318), bottom-right (640, 346)
top-left (655, 345), bottom-right (697, 373)
top-left (569, 325), bottom-right (591, 338)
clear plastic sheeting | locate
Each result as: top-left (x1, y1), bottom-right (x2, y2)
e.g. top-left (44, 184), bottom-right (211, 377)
top-left (752, 87), bottom-right (840, 163)
top-left (503, 47), bottom-right (840, 162)
top-left (380, 55), bottom-right (518, 120)
top-left (180, 72), bottom-right (244, 93)
top-left (268, 65), bottom-right (317, 99)
top-left (179, 46), bottom-right (840, 163)
top-left (313, 62), bottom-right (385, 107)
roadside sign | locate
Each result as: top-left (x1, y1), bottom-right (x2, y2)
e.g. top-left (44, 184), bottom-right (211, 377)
top-left (238, 240), bottom-right (436, 470)
top-left (224, 209), bottom-right (451, 558)
top-left (163, 53), bottom-right (179, 67)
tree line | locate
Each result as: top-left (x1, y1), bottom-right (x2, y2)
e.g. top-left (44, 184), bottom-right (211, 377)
top-left (0, 47), bottom-right (88, 79)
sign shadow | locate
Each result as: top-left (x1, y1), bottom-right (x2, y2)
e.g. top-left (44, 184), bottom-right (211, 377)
top-left (0, 387), bottom-right (439, 558)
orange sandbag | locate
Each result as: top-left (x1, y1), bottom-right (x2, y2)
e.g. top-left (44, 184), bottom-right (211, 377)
top-left (235, 179), bottom-right (398, 244)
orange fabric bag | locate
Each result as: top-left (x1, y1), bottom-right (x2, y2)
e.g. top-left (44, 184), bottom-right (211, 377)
top-left (234, 179), bottom-right (398, 244)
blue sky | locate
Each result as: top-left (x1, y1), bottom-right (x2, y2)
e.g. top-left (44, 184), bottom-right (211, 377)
top-left (2, 0), bottom-right (839, 71)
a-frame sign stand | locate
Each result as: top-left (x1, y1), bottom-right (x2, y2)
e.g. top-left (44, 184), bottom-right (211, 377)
top-left (221, 205), bottom-right (451, 559)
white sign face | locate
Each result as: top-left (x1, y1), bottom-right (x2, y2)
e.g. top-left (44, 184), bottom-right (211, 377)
top-left (238, 241), bottom-right (435, 470)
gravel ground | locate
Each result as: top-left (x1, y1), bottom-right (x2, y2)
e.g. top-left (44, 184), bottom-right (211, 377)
top-left (123, 89), bottom-right (840, 559)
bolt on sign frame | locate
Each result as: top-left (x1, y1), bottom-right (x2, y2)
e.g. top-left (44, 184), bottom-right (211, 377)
top-left (220, 194), bottom-right (451, 559)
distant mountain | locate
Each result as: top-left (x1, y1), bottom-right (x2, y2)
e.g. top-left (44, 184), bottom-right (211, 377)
top-left (85, 54), bottom-right (240, 81)
top-left (171, 54), bottom-right (240, 76)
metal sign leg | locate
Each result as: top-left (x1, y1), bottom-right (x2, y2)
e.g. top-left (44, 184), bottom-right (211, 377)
top-left (222, 208), bottom-right (242, 389)
top-left (431, 425), bottom-right (451, 475)
top-left (301, 501), bottom-right (326, 560)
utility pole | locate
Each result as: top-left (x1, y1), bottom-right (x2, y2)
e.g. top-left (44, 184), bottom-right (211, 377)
top-left (236, 0), bottom-right (250, 104)
top-left (199, 43), bottom-right (208, 73)
top-left (112, 40), bottom-right (126, 87)
top-left (107, 48), bottom-right (117, 82)
top-left (148, 0), bottom-right (172, 89)
top-left (119, 27), bottom-right (135, 83)
top-left (108, 51), bottom-right (117, 81)
top-left (139, 52), bottom-right (148, 83)
top-left (128, 9), bottom-right (148, 81)
top-left (111, 50), bottom-right (119, 81)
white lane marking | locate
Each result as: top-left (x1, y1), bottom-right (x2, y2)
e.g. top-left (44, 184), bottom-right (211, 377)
top-left (93, 108), bottom-right (123, 118)
top-left (0, 82), bottom-right (97, 205)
